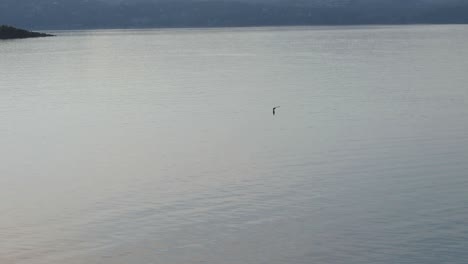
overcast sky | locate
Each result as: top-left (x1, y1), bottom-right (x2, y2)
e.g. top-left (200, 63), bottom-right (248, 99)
top-left (1, 0), bottom-right (467, 29)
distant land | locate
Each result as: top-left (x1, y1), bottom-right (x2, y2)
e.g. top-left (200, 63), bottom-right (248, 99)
top-left (0, 25), bottom-right (53, 39)
top-left (1, 0), bottom-right (468, 30)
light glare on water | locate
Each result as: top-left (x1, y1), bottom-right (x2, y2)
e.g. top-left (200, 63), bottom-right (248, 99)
top-left (1, 25), bottom-right (468, 264)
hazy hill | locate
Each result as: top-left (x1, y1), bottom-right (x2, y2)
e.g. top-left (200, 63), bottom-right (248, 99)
top-left (1, 0), bottom-right (467, 29)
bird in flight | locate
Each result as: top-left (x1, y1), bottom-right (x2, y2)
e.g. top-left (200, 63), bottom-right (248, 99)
top-left (273, 106), bottom-right (280, 115)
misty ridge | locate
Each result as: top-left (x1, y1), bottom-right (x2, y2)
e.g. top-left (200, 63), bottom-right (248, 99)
top-left (1, 0), bottom-right (468, 29)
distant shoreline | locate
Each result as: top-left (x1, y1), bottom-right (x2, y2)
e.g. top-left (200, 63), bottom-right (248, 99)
top-left (0, 25), bottom-right (54, 40)
top-left (26, 23), bottom-right (468, 32)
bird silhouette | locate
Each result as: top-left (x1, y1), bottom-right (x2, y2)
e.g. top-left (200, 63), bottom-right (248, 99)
top-left (273, 106), bottom-right (280, 115)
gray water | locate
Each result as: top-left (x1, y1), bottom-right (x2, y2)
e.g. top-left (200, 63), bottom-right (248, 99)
top-left (1, 25), bottom-right (468, 264)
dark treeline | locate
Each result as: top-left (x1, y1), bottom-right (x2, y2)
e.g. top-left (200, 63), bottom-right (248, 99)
top-left (0, 25), bottom-right (54, 39)
top-left (1, 0), bottom-right (468, 30)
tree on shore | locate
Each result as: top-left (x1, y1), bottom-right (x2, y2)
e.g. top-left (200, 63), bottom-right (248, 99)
top-left (0, 25), bottom-right (53, 39)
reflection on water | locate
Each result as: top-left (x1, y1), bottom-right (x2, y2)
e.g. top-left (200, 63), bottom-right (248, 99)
top-left (1, 25), bottom-right (468, 264)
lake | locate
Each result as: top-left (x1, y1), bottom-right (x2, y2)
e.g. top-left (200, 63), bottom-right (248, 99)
top-left (1, 25), bottom-right (467, 264)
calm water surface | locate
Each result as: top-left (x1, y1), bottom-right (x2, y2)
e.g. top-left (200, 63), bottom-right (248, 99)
top-left (1, 26), bottom-right (468, 264)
